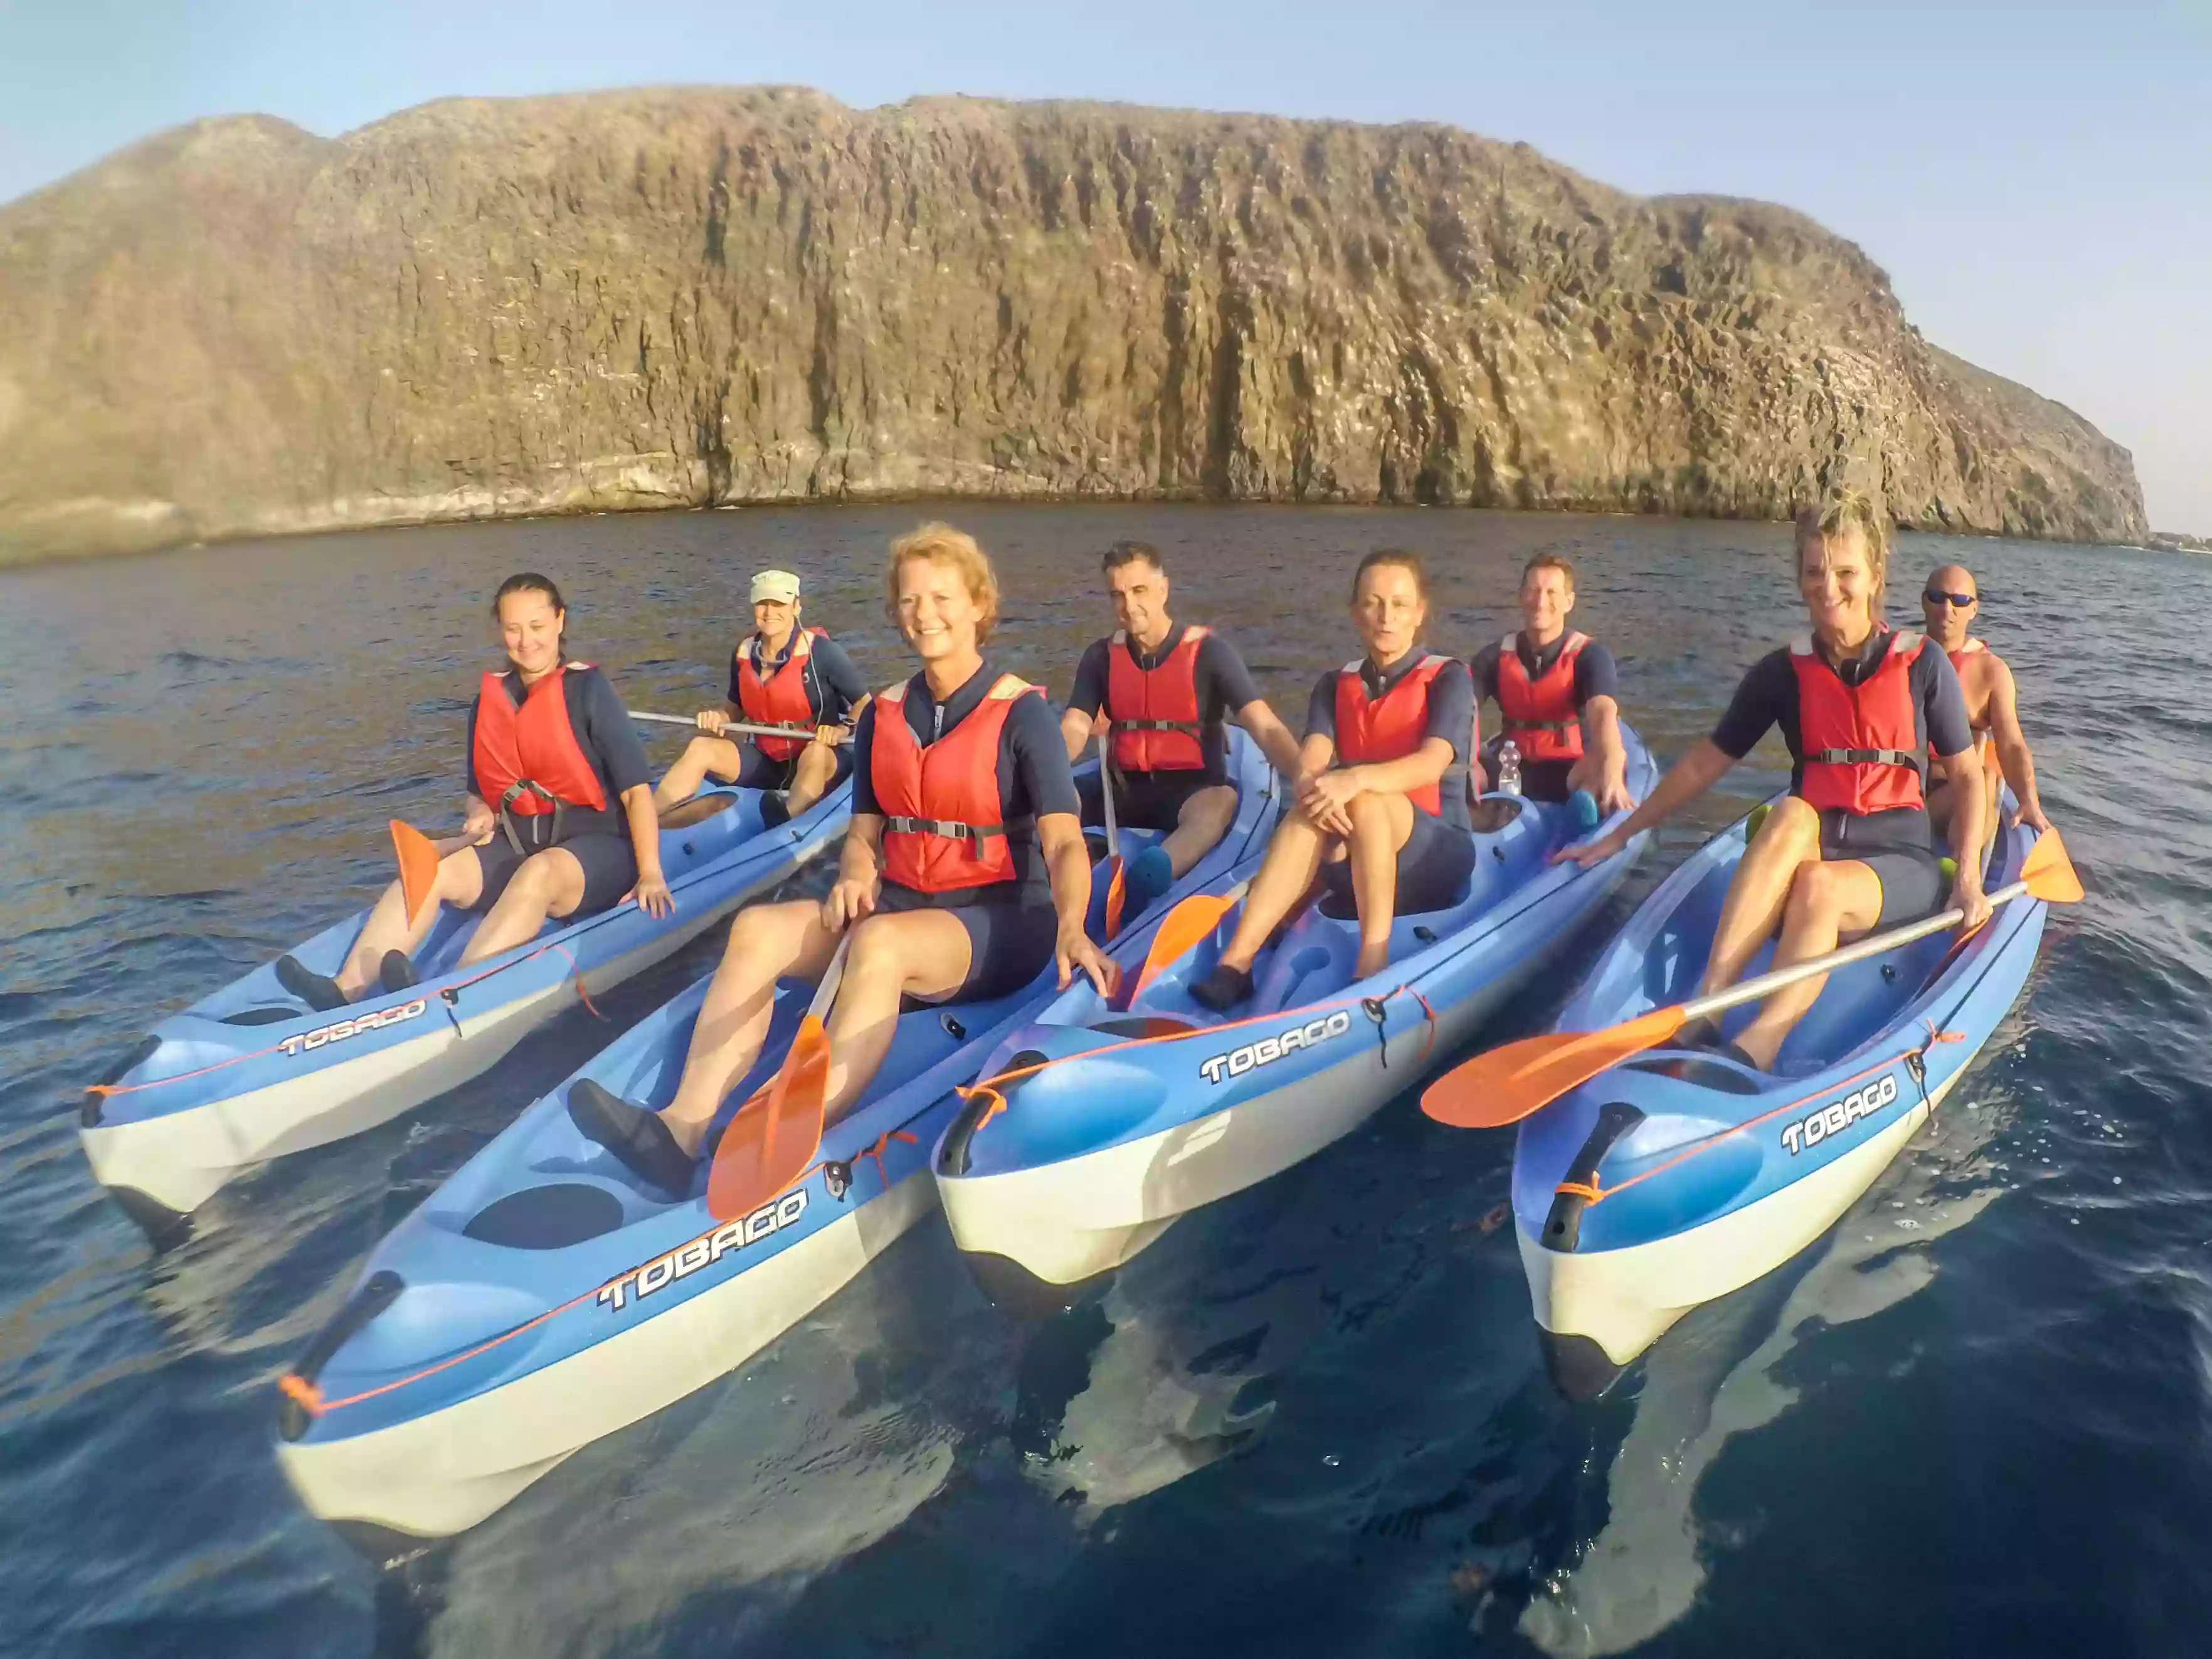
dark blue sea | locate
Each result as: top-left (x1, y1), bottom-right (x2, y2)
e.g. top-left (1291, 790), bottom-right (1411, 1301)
top-left (1, 504), bottom-right (2200, 1658)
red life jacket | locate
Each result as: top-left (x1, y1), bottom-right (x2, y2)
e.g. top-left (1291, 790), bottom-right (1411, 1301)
top-left (470, 666), bottom-right (609, 842)
top-left (1791, 628), bottom-right (1927, 815)
top-left (1334, 652), bottom-right (1449, 815)
top-left (734, 627), bottom-right (825, 761)
top-left (1495, 630), bottom-right (1589, 763)
top-left (872, 674), bottom-right (1037, 893)
top-left (1105, 624), bottom-right (1209, 773)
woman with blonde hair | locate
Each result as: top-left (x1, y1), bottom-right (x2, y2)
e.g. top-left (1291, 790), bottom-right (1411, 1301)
top-left (1558, 486), bottom-right (1991, 1071)
top-left (571, 524), bottom-right (1114, 1196)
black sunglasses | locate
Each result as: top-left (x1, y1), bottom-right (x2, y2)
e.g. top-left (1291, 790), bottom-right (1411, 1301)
top-left (1923, 589), bottom-right (1977, 608)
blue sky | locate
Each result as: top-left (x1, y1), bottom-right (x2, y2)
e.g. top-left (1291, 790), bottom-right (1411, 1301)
top-left (3, 0), bottom-right (2205, 530)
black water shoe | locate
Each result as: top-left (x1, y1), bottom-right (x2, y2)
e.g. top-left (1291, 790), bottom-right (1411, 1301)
top-left (1673, 1017), bottom-right (1722, 1051)
top-left (275, 954), bottom-right (349, 1013)
top-left (1188, 962), bottom-right (1255, 1013)
top-left (568, 1078), bottom-right (696, 1199)
top-left (379, 950), bottom-right (420, 994)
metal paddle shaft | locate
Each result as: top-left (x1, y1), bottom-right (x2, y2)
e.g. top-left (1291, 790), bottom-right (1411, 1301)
top-left (630, 708), bottom-right (827, 745)
top-left (1097, 728), bottom-right (1120, 858)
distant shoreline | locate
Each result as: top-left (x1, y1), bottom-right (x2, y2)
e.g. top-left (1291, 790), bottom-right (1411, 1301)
top-left (0, 495), bottom-right (2167, 578)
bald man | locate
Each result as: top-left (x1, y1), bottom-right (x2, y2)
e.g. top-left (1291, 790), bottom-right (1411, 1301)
top-left (1920, 564), bottom-right (2050, 851)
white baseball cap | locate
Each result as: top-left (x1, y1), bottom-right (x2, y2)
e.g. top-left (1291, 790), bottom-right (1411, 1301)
top-left (749, 569), bottom-right (801, 604)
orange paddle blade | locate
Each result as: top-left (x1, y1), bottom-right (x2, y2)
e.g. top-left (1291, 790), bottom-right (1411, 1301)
top-left (1103, 857), bottom-right (1127, 941)
top-left (1115, 891), bottom-right (1239, 1011)
top-left (390, 820), bottom-right (442, 927)
top-left (1421, 1005), bottom-right (1690, 1129)
top-left (2021, 826), bottom-right (2083, 904)
top-left (707, 1014), bottom-right (832, 1219)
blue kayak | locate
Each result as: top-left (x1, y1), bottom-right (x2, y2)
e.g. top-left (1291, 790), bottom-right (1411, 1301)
top-left (1511, 795), bottom-right (2050, 1401)
top-left (273, 734), bottom-right (1281, 1547)
top-left (932, 728), bottom-right (1659, 1312)
top-left (80, 780), bottom-right (852, 1234)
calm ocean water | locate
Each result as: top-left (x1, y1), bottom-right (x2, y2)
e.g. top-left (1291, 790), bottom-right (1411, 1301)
top-left (0, 504), bottom-right (2201, 1658)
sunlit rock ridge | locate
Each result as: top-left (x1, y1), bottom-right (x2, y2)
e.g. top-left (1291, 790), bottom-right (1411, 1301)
top-left (0, 87), bottom-right (2145, 561)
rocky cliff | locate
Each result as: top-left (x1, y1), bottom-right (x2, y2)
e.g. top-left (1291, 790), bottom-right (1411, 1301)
top-left (0, 87), bottom-right (2146, 562)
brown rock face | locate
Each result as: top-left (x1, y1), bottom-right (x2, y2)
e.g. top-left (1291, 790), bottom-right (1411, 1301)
top-left (0, 87), bottom-right (2146, 563)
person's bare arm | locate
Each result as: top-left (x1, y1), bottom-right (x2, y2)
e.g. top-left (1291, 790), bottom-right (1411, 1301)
top-left (621, 784), bottom-right (673, 917)
top-left (1290, 731), bottom-right (1351, 835)
top-left (1234, 697), bottom-right (1307, 779)
top-left (1060, 705), bottom-right (1096, 765)
top-left (1984, 659), bottom-right (2049, 832)
top-left (1555, 738), bottom-right (1732, 866)
top-left (1566, 694), bottom-right (1637, 814)
top-left (823, 814), bottom-right (886, 930)
top-left (1040, 811), bottom-right (1117, 994)
top-left (1935, 748), bottom-right (1992, 928)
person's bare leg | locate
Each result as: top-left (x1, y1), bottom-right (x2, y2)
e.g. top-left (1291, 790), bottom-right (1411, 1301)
top-left (457, 845), bottom-right (588, 967)
top-left (1732, 858), bottom-right (1884, 1069)
top-left (1346, 791), bottom-right (1415, 980)
top-left (1699, 795), bottom-right (1823, 997)
top-left (336, 846), bottom-right (488, 996)
top-left (660, 900), bottom-right (839, 1152)
top-left (1217, 814), bottom-right (1334, 973)
top-left (1160, 783), bottom-right (1238, 877)
top-left (652, 734), bottom-right (746, 814)
top-left (785, 740), bottom-right (839, 817)
top-left (818, 909), bottom-right (974, 1125)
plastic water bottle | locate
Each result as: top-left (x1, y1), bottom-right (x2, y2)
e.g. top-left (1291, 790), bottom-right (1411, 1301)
top-left (1496, 741), bottom-right (1523, 798)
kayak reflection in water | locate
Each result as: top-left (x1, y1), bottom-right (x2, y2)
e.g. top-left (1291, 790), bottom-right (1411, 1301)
top-left (275, 573), bottom-right (673, 1011)
top-left (1555, 487), bottom-right (1993, 1071)
top-left (650, 567), bottom-right (871, 830)
top-left (1188, 549), bottom-right (1475, 1008)
top-left (570, 524), bottom-right (1118, 1199)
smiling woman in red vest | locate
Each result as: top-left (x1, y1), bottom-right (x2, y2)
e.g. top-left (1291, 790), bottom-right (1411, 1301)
top-left (569, 524), bottom-right (1116, 1199)
top-left (1558, 487), bottom-right (1992, 1071)
top-left (273, 574), bottom-right (670, 1012)
top-left (650, 568), bottom-right (871, 828)
top-left (1188, 549), bottom-right (1476, 1010)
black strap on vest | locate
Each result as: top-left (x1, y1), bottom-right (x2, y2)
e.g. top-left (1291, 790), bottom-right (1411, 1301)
top-left (495, 779), bottom-right (569, 852)
top-left (1808, 747), bottom-right (1917, 770)
top-left (1113, 717), bottom-right (1202, 734)
top-left (885, 815), bottom-right (1010, 850)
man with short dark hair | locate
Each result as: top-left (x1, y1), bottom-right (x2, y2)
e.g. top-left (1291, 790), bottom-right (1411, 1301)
top-left (1466, 553), bottom-right (1635, 812)
top-left (1062, 541), bottom-right (1304, 905)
